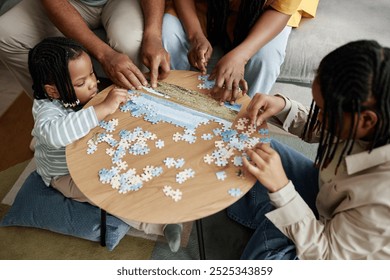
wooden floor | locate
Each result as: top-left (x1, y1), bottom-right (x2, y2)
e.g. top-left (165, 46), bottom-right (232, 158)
top-left (0, 62), bottom-right (113, 172)
top-left (0, 93), bottom-right (34, 171)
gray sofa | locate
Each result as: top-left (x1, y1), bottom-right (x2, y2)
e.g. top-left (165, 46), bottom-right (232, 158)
top-left (268, 0), bottom-right (390, 159)
top-left (273, 0), bottom-right (390, 105)
top-left (0, 0), bottom-right (18, 15)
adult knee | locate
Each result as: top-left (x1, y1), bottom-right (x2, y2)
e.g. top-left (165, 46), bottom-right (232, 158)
top-left (249, 46), bottom-right (284, 79)
top-left (107, 29), bottom-right (144, 70)
top-left (162, 13), bottom-right (190, 70)
top-left (245, 46), bottom-right (285, 96)
top-left (162, 14), bottom-right (185, 53)
top-left (0, 17), bottom-right (18, 59)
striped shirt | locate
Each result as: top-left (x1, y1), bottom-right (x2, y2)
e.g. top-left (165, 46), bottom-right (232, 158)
top-left (79, 0), bottom-right (107, 7)
top-left (32, 99), bottom-right (99, 186)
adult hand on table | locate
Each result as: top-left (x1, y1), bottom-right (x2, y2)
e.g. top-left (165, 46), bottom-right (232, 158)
top-left (100, 48), bottom-right (148, 91)
top-left (188, 33), bottom-right (213, 75)
top-left (141, 35), bottom-right (171, 88)
top-left (209, 50), bottom-right (248, 105)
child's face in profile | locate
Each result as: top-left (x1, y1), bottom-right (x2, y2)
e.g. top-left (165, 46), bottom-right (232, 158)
top-left (312, 76), bottom-right (376, 141)
top-left (68, 51), bottom-right (98, 105)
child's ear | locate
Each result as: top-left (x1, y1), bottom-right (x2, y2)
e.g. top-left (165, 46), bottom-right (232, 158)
top-left (44, 84), bottom-right (60, 99)
top-left (358, 110), bottom-right (378, 135)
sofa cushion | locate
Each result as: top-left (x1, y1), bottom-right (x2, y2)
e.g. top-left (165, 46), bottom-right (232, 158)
top-left (0, 171), bottom-right (130, 251)
top-left (279, 0), bottom-right (390, 86)
top-left (0, 0), bottom-right (21, 16)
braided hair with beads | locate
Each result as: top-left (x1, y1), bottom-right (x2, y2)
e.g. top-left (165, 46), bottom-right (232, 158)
top-left (28, 36), bottom-right (87, 109)
top-left (302, 40), bottom-right (390, 172)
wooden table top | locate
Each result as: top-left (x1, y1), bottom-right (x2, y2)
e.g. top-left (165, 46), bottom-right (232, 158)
top-left (66, 70), bottom-right (265, 224)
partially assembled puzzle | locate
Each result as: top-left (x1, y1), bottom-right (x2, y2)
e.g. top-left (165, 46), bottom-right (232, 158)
top-left (86, 75), bottom-right (270, 202)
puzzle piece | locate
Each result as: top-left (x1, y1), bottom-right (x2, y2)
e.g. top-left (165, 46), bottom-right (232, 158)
top-left (197, 74), bottom-right (215, 90)
top-left (175, 158), bottom-right (185, 169)
top-left (172, 132), bottom-right (182, 142)
top-left (151, 166), bottom-right (163, 177)
top-left (235, 122), bottom-right (246, 131)
top-left (258, 128), bottom-right (269, 135)
top-left (163, 185), bottom-right (173, 196)
top-left (162, 157), bottom-right (175, 168)
top-left (176, 172), bottom-right (187, 184)
top-left (181, 133), bottom-right (197, 144)
top-left (170, 189), bottom-right (183, 202)
top-left (155, 139), bottom-right (165, 149)
top-left (232, 156), bottom-right (243, 167)
top-left (216, 171), bottom-right (227, 181)
top-left (162, 185), bottom-right (182, 202)
top-left (203, 154), bottom-right (214, 164)
top-left (87, 144), bottom-right (97, 154)
top-left (201, 133), bottom-right (213, 140)
top-left (228, 188), bottom-right (243, 197)
top-left (259, 137), bottom-right (272, 144)
top-left (116, 160), bottom-right (128, 171)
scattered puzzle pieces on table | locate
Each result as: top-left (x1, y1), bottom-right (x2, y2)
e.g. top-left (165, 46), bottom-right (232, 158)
top-left (86, 90), bottom-right (271, 201)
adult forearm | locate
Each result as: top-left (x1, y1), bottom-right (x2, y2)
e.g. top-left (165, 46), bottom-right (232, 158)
top-left (232, 9), bottom-right (290, 62)
top-left (174, 0), bottom-right (204, 40)
top-left (141, 0), bottom-right (164, 39)
top-left (40, 0), bottom-right (112, 61)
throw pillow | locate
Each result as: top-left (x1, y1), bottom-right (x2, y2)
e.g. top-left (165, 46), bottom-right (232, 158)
top-left (0, 171), bottom-right (130, 251)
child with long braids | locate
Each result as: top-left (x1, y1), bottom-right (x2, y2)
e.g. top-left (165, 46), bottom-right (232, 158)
top-left (28, 37), bottom-right (182, 252)
top-left (163, 0), bottom-right (310, 103)
top-left (227, 40), bottom-right (390, 259)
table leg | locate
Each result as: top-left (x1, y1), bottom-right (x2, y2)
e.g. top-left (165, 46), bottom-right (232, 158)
top-left (100, 209), bottom-right (107, 247)
top-left (195, 219), bottom-right (206, 260)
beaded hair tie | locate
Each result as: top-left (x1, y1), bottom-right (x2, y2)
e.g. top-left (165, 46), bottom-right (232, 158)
top-left (62, 99), bottom-right (80, 108)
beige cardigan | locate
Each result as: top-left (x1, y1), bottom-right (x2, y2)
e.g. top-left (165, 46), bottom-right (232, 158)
top-left (267, 95), bottom-right (390, 259)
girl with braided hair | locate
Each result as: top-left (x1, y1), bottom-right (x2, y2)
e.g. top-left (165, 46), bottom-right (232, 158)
top-left (29, 37), bottom-right (182, 252)
top-left (162, 0), bottom-right (308, 103)
top-left (227, 40), bottom-right (390, 259)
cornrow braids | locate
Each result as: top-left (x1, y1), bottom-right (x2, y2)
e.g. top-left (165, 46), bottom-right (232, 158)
top-left (302, 40), bottom-right (390, 172)
top-left (206, 0), bottom-right (266, 52)
top-left (28, 36), bottom-right (87, 109)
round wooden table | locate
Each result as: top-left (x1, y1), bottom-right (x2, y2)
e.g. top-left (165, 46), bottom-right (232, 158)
top-left (66, 70), bottom-right (263, 224)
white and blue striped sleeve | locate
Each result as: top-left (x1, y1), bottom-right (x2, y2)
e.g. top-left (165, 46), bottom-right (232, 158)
top-left (33, 101), bottom-right (99, 148)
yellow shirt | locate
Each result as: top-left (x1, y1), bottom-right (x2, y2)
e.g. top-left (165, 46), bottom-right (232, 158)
top-left (287, 0), bottom-right (319, 27)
